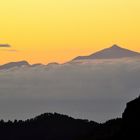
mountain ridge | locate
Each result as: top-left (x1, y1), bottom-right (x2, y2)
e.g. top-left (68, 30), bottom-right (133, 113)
top-left (1, 45), bottom-right (140, 70)
top-left (0, 61), bottom-right (60, 70)
top-left (0, 95), bottom-right (140, 140)
top-left (0, 61), bottom-right (30, 70)
top-left (73, 44), bottom-right (140, 60)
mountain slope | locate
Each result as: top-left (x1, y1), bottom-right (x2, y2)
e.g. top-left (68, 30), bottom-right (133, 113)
top-left (0, 61), bottom-right (30, 70)
top-left (73, 45), bottom-right (140, 60)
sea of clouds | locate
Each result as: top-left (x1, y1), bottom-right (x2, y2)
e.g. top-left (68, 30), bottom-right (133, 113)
top-left (0, 58), bottom-right (140, 122)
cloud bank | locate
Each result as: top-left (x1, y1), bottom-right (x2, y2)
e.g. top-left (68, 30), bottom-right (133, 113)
top-left (0, 58), bottom-right (140, 122)
top-left (0, 44), bottom-right (11, 47)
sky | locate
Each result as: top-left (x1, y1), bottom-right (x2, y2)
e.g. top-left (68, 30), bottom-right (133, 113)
top-left (0, 0), bottom-right (140, 64)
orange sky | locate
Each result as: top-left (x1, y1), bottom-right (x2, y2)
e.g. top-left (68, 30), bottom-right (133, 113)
top-left (0, 0), bottom-right (140, 64)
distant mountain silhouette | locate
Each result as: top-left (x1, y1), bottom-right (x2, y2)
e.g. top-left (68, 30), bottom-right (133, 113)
top-left (47, 62), bottom-right (59, 66)
top-left (1, 45), bottom-right (140, 70)
top-left (0, 61), bottom-right (30, 70)
top-left (0, 61), bottom-right (60, 70)
top-left (73, 45), bottom-right (140, 60)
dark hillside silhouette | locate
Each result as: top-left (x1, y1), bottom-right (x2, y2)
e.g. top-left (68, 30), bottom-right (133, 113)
top-left (0, 113), bottom-right (121, 140)
top-left (118, 96), bottom-right (140, 139)
top-left (0, 96), bottom-right (140, 140)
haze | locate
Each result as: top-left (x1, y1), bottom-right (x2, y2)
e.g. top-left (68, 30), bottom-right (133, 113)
top-left (0, 58), bottom-right (140, 122)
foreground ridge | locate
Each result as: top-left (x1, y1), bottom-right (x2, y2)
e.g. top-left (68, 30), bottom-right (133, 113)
top-left (0, 95), bottom-right (140, 140)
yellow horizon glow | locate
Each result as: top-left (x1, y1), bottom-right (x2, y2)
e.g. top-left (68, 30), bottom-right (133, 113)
top-left (0, 0), bottom-right (140, 64)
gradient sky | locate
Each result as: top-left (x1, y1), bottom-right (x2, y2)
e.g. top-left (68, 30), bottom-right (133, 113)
top-left (0, 0), bottom-right (140, 64)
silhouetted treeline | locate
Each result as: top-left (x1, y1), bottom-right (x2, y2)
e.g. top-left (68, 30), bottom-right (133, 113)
top-left (0, 112), bottom-right (121, 140)
top-left (0, 96), bottom-right (140, 140)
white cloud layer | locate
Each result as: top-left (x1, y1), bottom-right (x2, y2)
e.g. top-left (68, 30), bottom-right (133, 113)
top-left (0, 58), bottom-right (140, 122)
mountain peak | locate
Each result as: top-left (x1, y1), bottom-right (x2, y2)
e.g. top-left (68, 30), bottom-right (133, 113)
top-left (110, 44), bottom-right (122, 49)
top-left (73, 45), bottom-right (140, 60)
